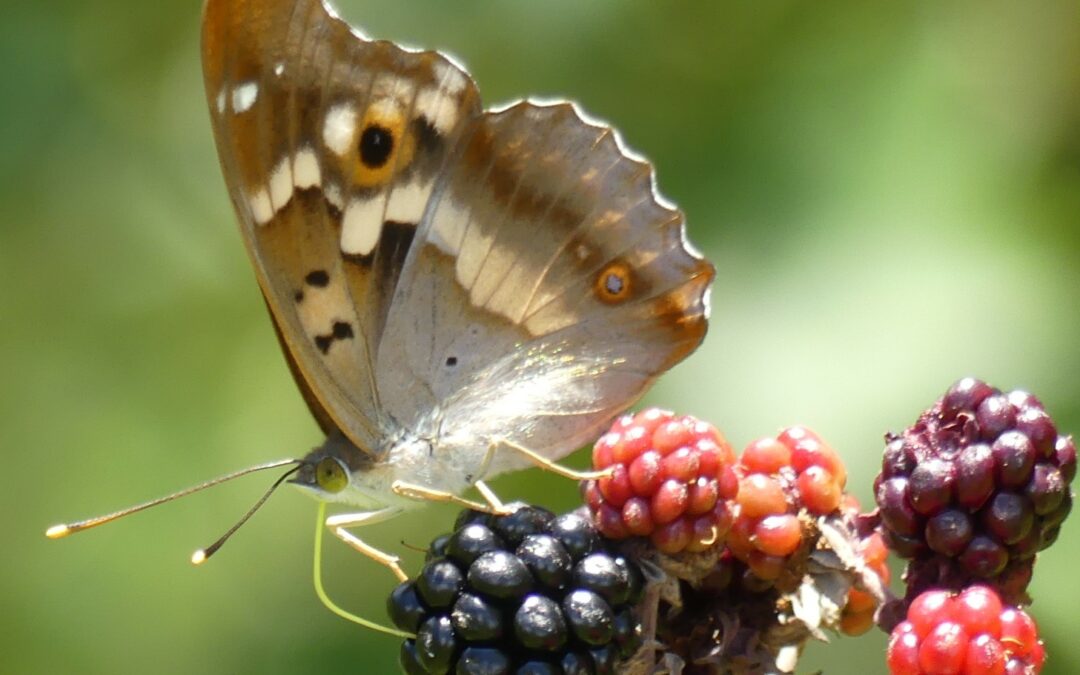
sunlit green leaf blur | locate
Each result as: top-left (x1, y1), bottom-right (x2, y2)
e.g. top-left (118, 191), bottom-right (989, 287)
top-left (4, 1), bottom-right (1078, 673)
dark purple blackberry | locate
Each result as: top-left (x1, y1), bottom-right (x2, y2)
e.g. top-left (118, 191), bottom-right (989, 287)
top-left (874, 377), bottom-right (1075, 602)
top-left (388, 506), bottom-right (644, 674)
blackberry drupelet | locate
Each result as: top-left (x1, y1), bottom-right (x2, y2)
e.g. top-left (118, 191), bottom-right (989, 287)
top-left (389, 506), bottom-right (644, 674)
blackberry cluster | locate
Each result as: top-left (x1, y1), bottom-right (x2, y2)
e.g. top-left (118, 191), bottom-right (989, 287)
top-left (875, 378), bottom-right (1076, 601)
top-left (389, 506), bottom-right (644, 674)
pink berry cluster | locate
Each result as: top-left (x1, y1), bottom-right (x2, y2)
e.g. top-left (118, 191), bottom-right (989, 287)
top-left (887, 586), bottom-right (1044, 674)
top-left (585, 413), bottom-right (868, 591)
top-left (584, 409), bottom-right (740, 554)
top-left (725, 427), bottom-right (848, 581)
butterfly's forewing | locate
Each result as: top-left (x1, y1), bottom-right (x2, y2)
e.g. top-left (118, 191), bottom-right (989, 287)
top-left (202, 0), bottom-right (481, 451)
top-left (377, 102), bottom-right (714, 468)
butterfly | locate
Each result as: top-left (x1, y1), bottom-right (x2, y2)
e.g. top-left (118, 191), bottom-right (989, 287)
top-left (50, 0), bottom-right (714, 634)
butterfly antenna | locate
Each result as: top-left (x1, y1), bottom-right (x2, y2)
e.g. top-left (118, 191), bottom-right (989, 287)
top-left (191, 463), bottom-right (302, 565)
top-left (45, 458), bottom-right (300, 539)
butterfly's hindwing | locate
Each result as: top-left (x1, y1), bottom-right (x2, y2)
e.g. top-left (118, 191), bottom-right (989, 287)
top-left (377, 102), bottom-right (713, 465)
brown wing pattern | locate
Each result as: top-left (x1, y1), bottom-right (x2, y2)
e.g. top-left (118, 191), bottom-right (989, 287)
top-left (203, 0), bottom-right (713, 465)
top-left (376, 102), bottom-right (714, 464)
top-left (202, 0), bottom-right (481, 452)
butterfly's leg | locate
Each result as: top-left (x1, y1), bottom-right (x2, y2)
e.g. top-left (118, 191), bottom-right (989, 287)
top-left (324, 508), bottom-right (408, 582)
top-left (391, 480), bottom-right (513, 515)
top-left (492, 438), bottom-right (613, 481)
top-left (463, 443), bottom-right (508, 512)
top-left (472, 480), bottom-right (507, 513)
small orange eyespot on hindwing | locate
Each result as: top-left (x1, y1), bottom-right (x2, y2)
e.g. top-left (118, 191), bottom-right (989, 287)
top-left (595, 261), bottom-right (632, 303)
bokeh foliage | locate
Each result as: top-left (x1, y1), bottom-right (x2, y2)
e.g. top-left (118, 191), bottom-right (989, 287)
top-left (3, 1), bottom-right (1078, 673)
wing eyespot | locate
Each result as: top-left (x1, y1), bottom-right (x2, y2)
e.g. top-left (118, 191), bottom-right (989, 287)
top-left (595, 261), bottom-right (633, 304)
top-left (353, 99), bottom-right (417, 188)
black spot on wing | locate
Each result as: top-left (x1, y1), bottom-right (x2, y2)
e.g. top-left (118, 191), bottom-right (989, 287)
top-left (305, 270), bottom-right (330, 287)
top-left (332, 321), bottom-right (353, 339)
top-left (359, 124), bottom-right (394, 168)
top-left (413, 116), bottom-right (442, 153)
top-left (314, 320), bottom-right (355, 355)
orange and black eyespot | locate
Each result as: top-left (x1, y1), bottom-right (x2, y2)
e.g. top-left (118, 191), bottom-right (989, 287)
top-left (353, 99), bottom-right (417, 188)
top-left (595, 261), bottom-right (633, 303)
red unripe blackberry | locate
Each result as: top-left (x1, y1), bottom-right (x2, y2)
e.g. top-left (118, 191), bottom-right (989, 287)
top-left (798, 465), bottom-right (843, 513)
top-left (585, 408), bottom-right (738, 554)
top-left (780, 425), bottom-right (848, 487)
top-left (907, 590), bottom-right (956, 638)
top-left (875, 378), bottom-right (1075, 600)
top-left (886, 586), bottom-right (1045, 675)
top-left (741, 437), bottom-right (792, 475)
top-left (888, 625), bottom-right (922, 675)
top-left (728, 426), bottom-right (848, 583)
top-left (737, 474), bottom-right (787, 519)
top-left (953, 585), bottom-right (1003, 637)
top-left (918, 621), bottom-right (968, 675)
top-left (965, 633), bottom-right (1006, 675)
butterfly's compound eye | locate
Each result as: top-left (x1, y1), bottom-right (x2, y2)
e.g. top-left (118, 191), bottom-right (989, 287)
top-left (315, 457), bottom-right (349, 493)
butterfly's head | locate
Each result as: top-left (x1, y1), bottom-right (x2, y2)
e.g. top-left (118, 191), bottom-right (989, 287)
top-left (290, 432), bottom-right (389, 510)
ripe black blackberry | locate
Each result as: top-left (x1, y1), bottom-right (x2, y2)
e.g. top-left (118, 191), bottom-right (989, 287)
top-left (874, 377), bottom-right (1076, 602)
top-left (388, 506), bottom-right (645, 674)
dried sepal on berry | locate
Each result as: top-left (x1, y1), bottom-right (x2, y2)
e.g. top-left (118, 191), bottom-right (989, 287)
top-left (622, 471), bottom-right (884, 675)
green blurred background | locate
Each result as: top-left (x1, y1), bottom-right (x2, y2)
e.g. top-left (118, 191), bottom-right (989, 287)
top-left (3, 1), bottom-right (1078, 673)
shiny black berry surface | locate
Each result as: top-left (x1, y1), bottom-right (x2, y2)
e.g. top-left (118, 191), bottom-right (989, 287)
top-left (387, 506), bottom-right (644, 674)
